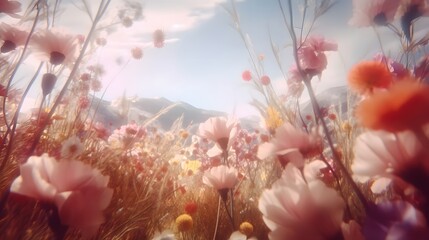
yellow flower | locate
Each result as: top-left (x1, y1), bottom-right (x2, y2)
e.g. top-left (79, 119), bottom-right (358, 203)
top-left (176, 214), bottom-right (193, 232)
top-left (265, 106), bottom-right (283, 132)
top-left (239, 221), bottom-right (254, 237)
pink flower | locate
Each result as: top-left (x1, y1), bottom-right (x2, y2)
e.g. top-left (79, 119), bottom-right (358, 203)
top-left (349, 0), bottom-right (401, 27)
top-left (31, 29), bottom-right (78, 67)
top-left (153, 29), bottom-right (165, 48)
top-left (198, 117), bottom-right (238, 151)
top-left (242, 70), bottom-right (252, 81)
top-left (257, 123), bottom-right (321, 168)
top-left (0, 23), bottom-right (28, 53)
top-left (258, 163), bottom-right (344, 240)
top-left (10, 154), bottom-right (113, 238)
top-left (0, 0), bottom-right (21, 17)
top-left (351, 130), bottom-right (423, 184)
top-left (260, 75), bottom-right (271, 85)
top-left (202, 165), bottom-right (239, 190)
top-left (108, 123), bottom-right (145, 150)
top-left (297, 36), bottom-right (337, 77)
top-left (364, 201), bottom-right (429, 239)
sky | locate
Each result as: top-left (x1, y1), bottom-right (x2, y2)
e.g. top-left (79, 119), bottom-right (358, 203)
top-left (94, 0), bottom-right (359, 117)
top-left (3, 0), bottom-right (421, 117)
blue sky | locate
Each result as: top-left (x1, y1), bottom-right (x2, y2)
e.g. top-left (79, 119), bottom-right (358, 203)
top-left (5, 0), bottom-right (417, 117)
top-left (98, 0), bottom-right (359, 117)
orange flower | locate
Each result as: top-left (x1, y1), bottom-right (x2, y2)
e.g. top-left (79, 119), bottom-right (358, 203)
top-left (348, 61), bottom-right (392, 94)
top-left (356, 80), bottom-right (429, 132)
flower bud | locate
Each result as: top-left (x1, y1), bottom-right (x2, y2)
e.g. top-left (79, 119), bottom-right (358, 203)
top-left (42, 73), bottom-right (57, 96)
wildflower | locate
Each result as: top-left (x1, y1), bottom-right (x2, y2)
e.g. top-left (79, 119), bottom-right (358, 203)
top-left (203, 165), bottom-right (239, 191)
top-left (0, 0), bottom-right (21, 17)
top-left (175, 214), bottom-right (193, 232)
top-left (257, 123), bottom-right (322, 168)
top-left (131, 47), bottom-right (143, 59)
top-left (108, 123), bottom-right (145, 150)
top-left (242, 70), bottom-right (252, 81)
top-left (31, 29), bottom-right (78, 67)
top-left (260, 75), bottom-right (270, 85)
top-left (348, 61), bottom-right (392, 95)
top-left (264, 106), bottom-right (283, 133)
top-left (41, 73), bottom-right (57, 97)
top-left (239, 221), bottom-right (253, 237)
top-left (258, 163), bottom-right (344, 240)
top-left (153, 29), bottom-right (165, 48)
top-left (356, 79), bottom-right (429, 132)
top-left (297, 35), bottom-right (337, 77)
top-left (10, 154), bottom-right (113, 238)
top-left (351, 130), bottom-right (425, 190)
top-left (349, 0), bottom-right (401, 27)
top-left (184, 202), bottom-right (197, 215)
top-left (61, 135), bottom-right (84, 160)
top-left (364, 201), bottom-right (429, 239)
top-left (0, 23), bottom-right (28, 53)
top-left (198, 117), bottom-right (238, 152)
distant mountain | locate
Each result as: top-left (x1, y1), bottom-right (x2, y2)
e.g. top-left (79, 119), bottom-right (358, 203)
top-left (90, 86), bottom-right (353, 132)
top-left (302, 86), bottom-right (356, 116)
top-left (91, 96), bottom-right (226, 131)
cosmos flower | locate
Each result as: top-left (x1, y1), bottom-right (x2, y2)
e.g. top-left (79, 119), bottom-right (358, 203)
top-left (0, 23), bottom-right (28, 53)
top-left (348, 61), bottom-right (392, 95)
top-left (31, 29), bottom-right (79, 67)
top-left (202, 165), bottom-right (239, 190)
top-left (351, 130), bottom-right (424, 186)
top-left (198, 117), bottom-right (238, 151)
top-left (258, 163), bottom-right (344, 240)
top-left (10, 154), bottom-right (113, 238)
top-left (297, 35), bottom-right (337, 77)
top-left (356, 79), bottom-right (429, 132)
top-left (0, 0), bottom-right (21, 17)
top-left (257, 123), bottom-right (321, 168)
top-left (349, 0), bottom-right (401, 27)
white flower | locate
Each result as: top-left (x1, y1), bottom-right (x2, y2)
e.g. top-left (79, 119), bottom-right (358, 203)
top-left (61, 135), bottom-right (84, 160)
top-left (352, 130), bottom-right (422, 183)
top-left (203, 165), bottom-right (239, 190)
top-left (258, 163), bottom-right (344, 240)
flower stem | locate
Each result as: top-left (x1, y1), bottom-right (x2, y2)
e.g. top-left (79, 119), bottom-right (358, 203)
top-left (303, 79), bottom-right (368, 210)
top-left (280, 0), bottom-right (368, 210)
top-left (212, 196), bottom-right (221, 240)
